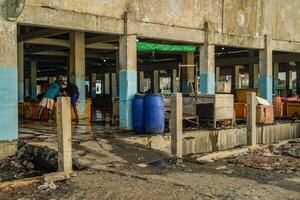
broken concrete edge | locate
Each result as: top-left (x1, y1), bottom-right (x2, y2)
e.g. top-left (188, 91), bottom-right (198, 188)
top-left (190, 139), bottom-right (296, 163)
top-left (43, 172), bottom-right (71, 183)
top-left (0, 176), bottom-right (43, 191)
top-left (0, 140), bottom-right (18, 160)
top-left (0, 172), bottom-right (72, 191)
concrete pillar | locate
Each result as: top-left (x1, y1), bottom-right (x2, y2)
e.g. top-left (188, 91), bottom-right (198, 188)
top-left (273, 63), bottom-right (279, 94)
top-left (247, 92), bottom-right (257, 148)
top-left (104, 73), bottom-right (110, 95)
top-left (171, 93), bottom-right (183, 159)
top-left (153, 70), bottom-right (159, 93)
top-left (234, 65), bottom-right (242, 89)
top-left (116, 50), bottom-right (120, 97)
top-left (69, 31), bottom-right (85, 119)
top-left (286, 69), bottom-right (293, 96)
top-left (30, 60), bottom-right (37, 100)
top-left (182, 52), bottom-right (195, 93)
top-left (249, 64), bottom-right (259, 88)
top-left (0, 19), bottom-right (18, 149)
top-left (259, 35), bottom-right (273, 104)
top-left (216, 66), bottom-right (220, 83)
top-left (90, 73), bottom-right (97, 98)
top-left (17, 42), bottom-right (24, 102)
top-left (111, 73), bottom-right (117, 97)
top-left (200, 44), bottom-right (215, 94)
top-left (139, 71), bottom-right (144, 93)
top-left (119, 34), bottom-right (137, 130)
top-left (297, 66), bottom-right (300, 96)
top-left (56, 97), bottom-right (72, 173)
top-left (172, 69), bottom-right (178, 92)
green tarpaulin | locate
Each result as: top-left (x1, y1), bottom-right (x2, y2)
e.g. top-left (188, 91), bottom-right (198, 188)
top-left (137, 42), bottom-right (196, 52)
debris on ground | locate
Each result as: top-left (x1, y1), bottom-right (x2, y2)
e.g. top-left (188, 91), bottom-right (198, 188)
top-left (229, 140), bottom-right (300, 173)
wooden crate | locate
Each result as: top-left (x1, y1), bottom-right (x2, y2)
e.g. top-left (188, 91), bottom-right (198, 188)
top-left (234, 103), bottom-right (247, 121)
top-left (236, 88), bottom-right (258, 103)
top-left (287, 101), bottom-right (300, 118)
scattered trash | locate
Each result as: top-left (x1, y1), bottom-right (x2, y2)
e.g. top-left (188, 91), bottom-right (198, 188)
top-left (216, 166), bottom-right (227, 170)
top-left (38, 182), bottom-right (57, 190)
top-left (229, 140), bottom-right (300, 173)
top-left (137, 163), bottom-right (148, 168)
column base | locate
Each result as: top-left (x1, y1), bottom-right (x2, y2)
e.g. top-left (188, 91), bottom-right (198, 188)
top-left (0, 140), bottom-right (17, 160)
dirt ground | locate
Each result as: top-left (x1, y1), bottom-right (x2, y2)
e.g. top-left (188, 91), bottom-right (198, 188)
top-left (1, 160), bottom-right (299, 200)
top-left (1, 121), bottom-right (299, 200)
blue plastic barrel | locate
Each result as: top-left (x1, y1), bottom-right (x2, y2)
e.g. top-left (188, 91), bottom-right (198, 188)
top-left (132, 94), bottom-right (145, 134)
top-left (144, 94), bottom-right (165, 134)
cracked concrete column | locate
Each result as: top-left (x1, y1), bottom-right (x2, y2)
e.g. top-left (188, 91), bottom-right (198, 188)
top-left (0, 17), bottom-right (18, 156)
top-left (249, 64), bottom-right (259, 88)
top-left (259, 35), bottom-right (273, 104)
top-left (18, 42), bottom-right (24, 103)
top-left (139, 71), bottom-right (144, 93)
top-left (200, 44), bottom-right (215, 94)
top-left (181, 52), bottom-right (195, 93)
top-left (30, 60), bottom-right (37, 100)
top-left (119, 34), bottom-right (137, 130)
top-left (172, 69), bottom-right (178, 92)
top-left (69, 31), bottom-right (86, 119)
top-left (286, 69), bottom-right (293, 96)
top-left (234, 65), bottom-right (242, 89)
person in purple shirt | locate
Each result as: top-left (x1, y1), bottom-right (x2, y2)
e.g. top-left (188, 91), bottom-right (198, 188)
top-left (66, 83), bottom-right (80, 123)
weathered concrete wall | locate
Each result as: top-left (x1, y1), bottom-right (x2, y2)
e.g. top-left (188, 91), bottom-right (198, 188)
top-left (17, 0), bottom-right (300, 50)
top-left (125, 122), bottom-right (300, 156)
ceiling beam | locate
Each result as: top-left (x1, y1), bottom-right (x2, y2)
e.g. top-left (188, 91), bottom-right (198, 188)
top-left (86, 35), bottom-right (118, 44)
top-left (18, 29), bottom-right (67, 41)
top-left (86, 42), bottom-right (119, 50)
top-left (31, 51), bottom-right (69, 57)
top-left (25, 38), bottom-right (70, 48)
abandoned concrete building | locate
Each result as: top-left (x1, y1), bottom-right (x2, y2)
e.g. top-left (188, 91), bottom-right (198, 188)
top-left (1, 0), bottom-right (300, 167)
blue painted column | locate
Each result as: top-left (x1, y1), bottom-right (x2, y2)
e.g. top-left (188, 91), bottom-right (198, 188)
top-left (259, 35), bottom-right (273, 104)
top-left (0, 20), bottom-right (18, 143)
top-left (119, 34), bottom-right (137, 130)
top-left (69, 31), bottom-right (86, 119)
top-left (30, 60), bottom-right (37, 100)
top-left (199, 44), bottom-right (215, 94)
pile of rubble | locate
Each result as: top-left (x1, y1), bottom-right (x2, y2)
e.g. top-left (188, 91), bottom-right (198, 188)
top-left (229, 140), bottom-right (300, 173)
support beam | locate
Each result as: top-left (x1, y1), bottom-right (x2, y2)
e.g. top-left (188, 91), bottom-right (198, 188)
top-left (69, 31), bottom-right (86, 119)
top-left (56, 97), bottom-right (72, 173)
top-left (25, 38), bottom-right (70, 48)
top-left (153, 70), bottom-right (159, 93)
top-left (181, 52), bottom-right (195, 93)
top-left (259, 35), bottom-right (273, 104)
top-left (119, 34), bottom-right (137, 130)
top-left (18, 29), bottom-right (67, 41)
top-left (247, 92), bottom-right (257, 148)
top-left (111, 73), bottom-right (117, 97)
top-left (235, 65), bottom-right (242, 89)
top-left (90, 73), bottom-right (97, 98)
top-left (249, 64), bottom-right (259, 88)
top-left (104, 73), bottom-right (110, 95)
top-left (286, 69), bottom-right (293, 96)
top-left (171, 93), bottom-right (183, 159)
top-left (273, 63), bottom-right (279, 94)
top-left (200, 44), bottom-right (215, 94)
top-left (18, 42), bottom-right (24, 102)
top-left (172, 69), bottom-right (178, 92)
top-left (139, 71), bottom-right (144, 93)
top-left (297, 66), bottom-right (300, 96)
top-left (30, 61), bottom-right (37, 100)
top-left (86, 35), bottom-right (118, 44)
top-left (85, 42), bottom-right (118, 50)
